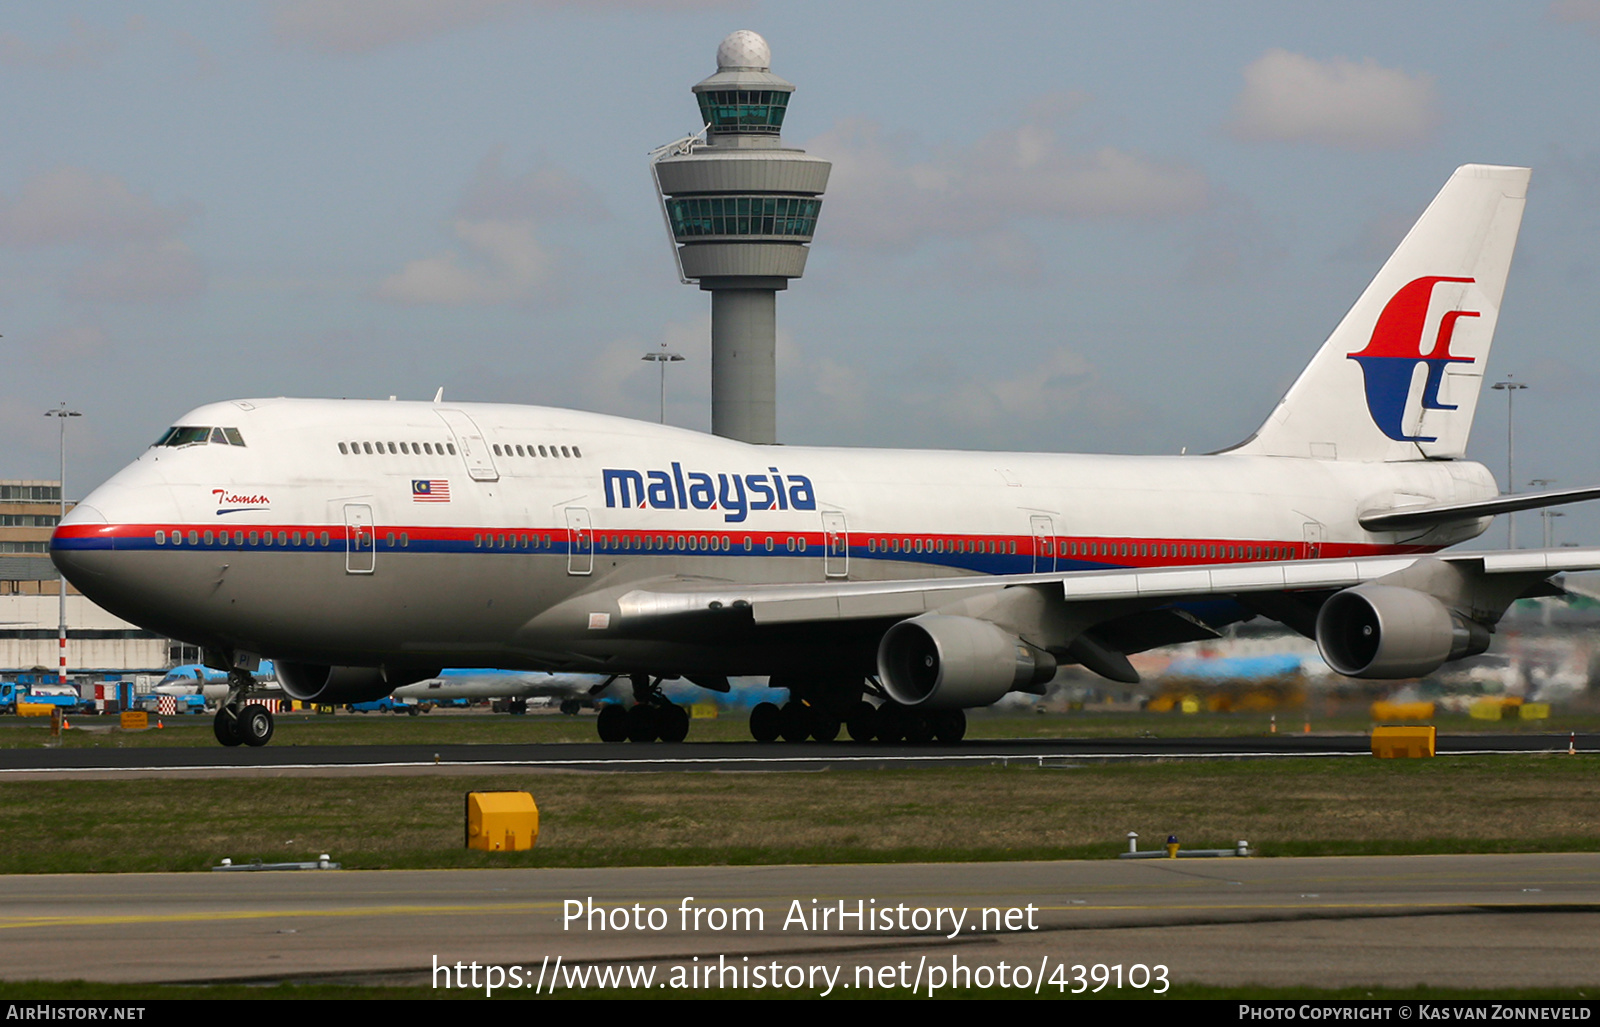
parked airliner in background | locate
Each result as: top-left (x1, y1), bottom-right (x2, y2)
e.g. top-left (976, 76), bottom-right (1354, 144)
top-left (390, 668), bottom-right (619, 714)
top-left (153, 661), bottom-right (278, 704)
top-left (51, 165), bottom-right (1600, 747)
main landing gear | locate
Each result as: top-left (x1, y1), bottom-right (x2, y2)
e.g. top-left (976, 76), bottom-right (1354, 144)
top-left (595, 674), bottom-right (690, 744)
top-left (748, 675), bottom-right (967, 744)
top-left (211, 664), bottom-right (275, 748)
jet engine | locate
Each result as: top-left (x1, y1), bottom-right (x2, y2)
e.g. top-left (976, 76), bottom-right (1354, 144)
top-left (274, 662), bottom-right (440, 704)
top-left (1314, 584), bottom-right (1490, 679)
top-left (877, 614), bottom-right (1057, 709)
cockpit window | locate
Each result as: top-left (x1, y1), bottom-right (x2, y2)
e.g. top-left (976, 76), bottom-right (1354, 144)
top-left (153, 426), bottom-right (246, 448)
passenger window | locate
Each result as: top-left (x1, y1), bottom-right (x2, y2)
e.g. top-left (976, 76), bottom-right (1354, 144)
top-left (203, 530), bottom-right (214, 544)
top-left (493, 444), bottom-right (503, 456)
top-left (572, 446), bottom-right (581, 458)
top-left (339, 443), bottom-right (349, 454)
top-left (560, 446), bottom-right (571, 458)
top-left (188, 530), bottom-right (198, 545)
top-left (447, 443), bottom-right (456, 455)
top-left (155, 530), bottom-right (166, 545)
top-left (539, 446), bottom-right (548, 457)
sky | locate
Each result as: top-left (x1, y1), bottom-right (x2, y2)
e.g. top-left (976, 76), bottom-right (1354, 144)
top-left (4, 1), bottom-right (1600, 546)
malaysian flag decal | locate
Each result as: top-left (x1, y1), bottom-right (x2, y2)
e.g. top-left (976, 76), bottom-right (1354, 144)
top-left (412, 479), bottom-right (451, 502)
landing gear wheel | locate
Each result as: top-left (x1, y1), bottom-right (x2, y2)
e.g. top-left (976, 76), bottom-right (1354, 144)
top-left (509, 698), bottom-right (528, 716)
top-left (749, 701), bottom-right (782, 743)
top-left (778, 701), bottom-right (811, 742)
top-left (239, 704), bottom-right (275, 747)
top-left (933, 709), bottom-right (967, 743)
top-left (846, 701), bottom-right (878, 743)
top-left (657, 703), bottom-right (690, 743)
top-left (596, 703), bottom-right (628, 742)
top-left (212, 708), bottom-right (244, 747)
top-left (626, 703), bottom-right (659, 743)
top-left (904, 712), bottom-right (936, 744)
top-left (874, 704), bottom-right (906, 744)
top-left (809, 711), bottom-right (841, 743)
top-left (559, 699), bottom-right (581, 716)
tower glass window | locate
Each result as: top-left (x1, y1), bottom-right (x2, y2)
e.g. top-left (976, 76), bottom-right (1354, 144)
top-left (696, 89), bottom-right (790, 133)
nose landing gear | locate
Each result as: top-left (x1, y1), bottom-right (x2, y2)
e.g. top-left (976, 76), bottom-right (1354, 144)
top-left (211, 662), bottom-right (275, 747)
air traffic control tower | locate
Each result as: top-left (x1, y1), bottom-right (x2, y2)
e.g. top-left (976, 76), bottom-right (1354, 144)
top-left (651, 30), bottom-right (830, 445)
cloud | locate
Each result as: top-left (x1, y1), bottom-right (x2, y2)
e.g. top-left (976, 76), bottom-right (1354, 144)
top-left (0, 16), bottom-right (140, 71)
top-left (66, 240), bottom-right (206, 303)
top-left (1226, 49), bottom-right (1438, 149)
top-left (0, 167), bottom-right (194, 248)
top-left (28, 322), bottom-right (112, 365)
top-left (376, 151), bottom-right (601, 306)
top-left (269, 0), bottom-right (732, 54)
top-left (807, 101), bottom-right (1209, 255)
top-left (1551, 0), bottom-right (1600, 33)
top-left (454, 148), bottom-right (606, 223)
top-left (375, 218), bottom-right (558, 305)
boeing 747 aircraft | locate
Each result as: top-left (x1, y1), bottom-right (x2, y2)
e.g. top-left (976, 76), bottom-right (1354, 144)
top-left (50, 165), bottom-right (1600, 747)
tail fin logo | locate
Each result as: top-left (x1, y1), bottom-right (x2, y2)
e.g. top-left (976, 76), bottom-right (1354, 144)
top-left (1347, 275), bottom-right (1478, 442)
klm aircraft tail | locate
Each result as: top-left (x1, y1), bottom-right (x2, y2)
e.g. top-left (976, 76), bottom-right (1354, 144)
top-left (1235, 164), bottom-right (1529, 463)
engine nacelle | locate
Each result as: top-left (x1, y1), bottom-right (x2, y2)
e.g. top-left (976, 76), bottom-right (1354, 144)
top-left (1315, 584), bottom-right (1490, 679)
top-left (878, 615), bottom-right (1057, 709)
top-left (275, 662), bottom-right (440, 704)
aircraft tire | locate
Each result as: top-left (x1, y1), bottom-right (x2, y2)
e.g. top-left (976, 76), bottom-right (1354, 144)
top-left (239, 704), bottom-right (275, 747)
top-left (904, 712), bottom-right (936, 744)
top-left (875, 704), bottom-right (908, 744)
top-left (809, 711), bottom-right (841, 743)
top-left (846, 701), bottom-right (877, 742)
top-left (212, 708), bottom-right (244, 747)
top-left (933, 709), bottom-right (967, 743)
top-left (658, 704), bottom-right (690, 743)
top-left (778, 701), bottom-right (811, 742)
top-left (625, 703), bottom-right (659, 743)
top-left (749, 701), bottom-right (781, 743)
top-left (596, 703), bottom-right (628, 742)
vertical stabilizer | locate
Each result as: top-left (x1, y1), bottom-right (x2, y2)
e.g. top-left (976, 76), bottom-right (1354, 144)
top-left (1235, 164), bottom-right (1528, 462)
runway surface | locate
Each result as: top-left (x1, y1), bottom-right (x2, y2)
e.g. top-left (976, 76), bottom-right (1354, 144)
top-left (0, 733), bottom-right (1585, 776)
top-left (2, 854), bottom-right (1596, 991)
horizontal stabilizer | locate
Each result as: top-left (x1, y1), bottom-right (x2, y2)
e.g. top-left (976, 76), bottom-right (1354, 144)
top-left (1359, 484), bottom-right (1600, 531)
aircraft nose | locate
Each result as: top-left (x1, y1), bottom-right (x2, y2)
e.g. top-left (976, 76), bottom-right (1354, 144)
top-left (50, 471), bottom-right (180, 616)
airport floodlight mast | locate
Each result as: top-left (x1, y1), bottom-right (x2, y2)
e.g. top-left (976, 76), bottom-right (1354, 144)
top-left (649, 30), bottom-right (831, 445)
top-left (44, 402), bottom-right (80, 685)
top-left (641, 341), bottom-right (685, 424)
top-left (1492, 376), bottom-right (1528, 547)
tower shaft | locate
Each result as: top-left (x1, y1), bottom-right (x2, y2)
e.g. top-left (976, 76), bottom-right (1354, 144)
top-left (709, 284), bottom-right (779, 443)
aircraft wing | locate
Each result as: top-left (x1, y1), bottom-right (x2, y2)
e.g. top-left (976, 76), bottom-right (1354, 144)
top-left (616, 546), bottom-right (1600, 626)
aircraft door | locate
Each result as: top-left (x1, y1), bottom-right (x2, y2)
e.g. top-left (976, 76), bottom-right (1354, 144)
top-left (344, 504), bottom-right (376, 575)
top-left (566, 507), bottom-right (592, 576)
top-left (822, 511), bottom-right (848, 579)
top-left (434, 409), bottom-right (500, 482)
top-left (1031, 514), bottom-right (1056, 573)
top-left (1303, 521), bottom-right (1325, 560)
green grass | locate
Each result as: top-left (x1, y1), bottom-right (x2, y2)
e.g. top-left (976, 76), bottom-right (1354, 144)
top-left (1, 756), bottom-right (1596, 874)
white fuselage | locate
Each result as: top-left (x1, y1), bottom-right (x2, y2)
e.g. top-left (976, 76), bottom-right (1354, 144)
top-left (51, 397), bottom-right (1497, 676)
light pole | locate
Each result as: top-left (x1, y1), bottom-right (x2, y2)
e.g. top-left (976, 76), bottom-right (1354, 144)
top-left (1529, 479), bottom-right (1555, 548)
top-left (1491, 377), bottom-right (1527, 547)
top-left (43, 403), bottom-right (80, 686)
top-left (641, 342), bottom-right (685, 424)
